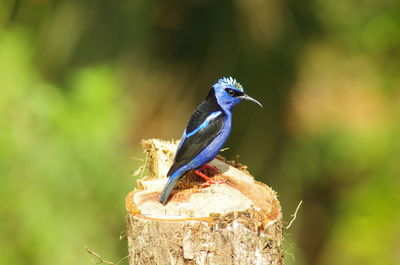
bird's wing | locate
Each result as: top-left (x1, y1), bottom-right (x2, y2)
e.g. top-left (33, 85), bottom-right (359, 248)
top-left (167, 111), bottom-right (224, 176)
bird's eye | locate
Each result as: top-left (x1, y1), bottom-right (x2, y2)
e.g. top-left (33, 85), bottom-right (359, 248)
top-left (227, 89), bottom-right (235, 97)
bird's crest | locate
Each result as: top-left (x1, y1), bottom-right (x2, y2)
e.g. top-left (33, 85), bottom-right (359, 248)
top-left (218, 77), bottom-right (244, 92)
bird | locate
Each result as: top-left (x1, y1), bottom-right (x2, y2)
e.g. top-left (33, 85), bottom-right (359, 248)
top-left (159, 77), bottom-right (262, 204)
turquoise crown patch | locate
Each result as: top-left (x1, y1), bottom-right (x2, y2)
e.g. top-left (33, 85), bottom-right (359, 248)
top-left (218, 77), bottom-right (244, 92)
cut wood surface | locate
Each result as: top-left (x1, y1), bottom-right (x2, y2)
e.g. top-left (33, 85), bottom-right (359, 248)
top-left (126, 139), bottom-right (284, 265)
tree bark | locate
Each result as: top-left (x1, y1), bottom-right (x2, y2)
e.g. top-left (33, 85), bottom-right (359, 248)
top-left (125, 139), bottom-right (284, 265)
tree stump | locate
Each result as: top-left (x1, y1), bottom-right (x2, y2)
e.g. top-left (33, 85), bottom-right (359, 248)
top-left (125, 139), bottom-right (284, 265)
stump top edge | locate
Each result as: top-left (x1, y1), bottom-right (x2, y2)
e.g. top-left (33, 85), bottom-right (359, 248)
top-left (126, 139), bottom-right (281, 226)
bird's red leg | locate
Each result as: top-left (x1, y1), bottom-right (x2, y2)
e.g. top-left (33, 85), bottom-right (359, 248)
top-left (194, 170), bottom-right (213, 182)
top-left (194, 167), bottom-right (225, 188)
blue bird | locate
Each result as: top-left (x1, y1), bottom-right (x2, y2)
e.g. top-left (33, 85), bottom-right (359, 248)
top-left (159, 77), bottom-right (262, 204)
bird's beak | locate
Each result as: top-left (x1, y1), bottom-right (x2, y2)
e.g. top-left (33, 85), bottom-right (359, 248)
top-left (239, 94), bottom-right (263, 108)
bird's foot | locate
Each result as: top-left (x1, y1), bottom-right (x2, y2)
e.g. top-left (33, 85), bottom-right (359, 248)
top-left (200, 179), bottom-right (226, 188)
top-left (194, 169), bottom-right (225, 188)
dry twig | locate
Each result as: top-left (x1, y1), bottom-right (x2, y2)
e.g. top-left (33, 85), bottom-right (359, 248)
top-left (286, 200), bottom-right (303, 229)
top-left (84, 246), bottom-right (128, 265)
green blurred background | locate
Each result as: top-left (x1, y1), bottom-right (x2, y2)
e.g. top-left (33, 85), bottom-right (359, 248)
top-left (1, 0), bottom-right (399, 264)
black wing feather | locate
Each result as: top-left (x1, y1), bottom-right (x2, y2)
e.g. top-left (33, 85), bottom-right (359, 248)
top-left (168, 114), bottom-right (224, 176)
top-left (186, 88), bottom-right (223, 134)
top-left (168, 88), bottom-right (225, 176)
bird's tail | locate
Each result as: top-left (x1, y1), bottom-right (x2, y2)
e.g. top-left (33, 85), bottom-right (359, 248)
top-left (159, 169), bottom-right (186, 204)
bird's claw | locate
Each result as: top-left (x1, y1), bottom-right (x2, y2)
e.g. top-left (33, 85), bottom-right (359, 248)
top-left (194, 169), bottom-right (225, 188)
top-left (200, 179), bottom-right (226, 188)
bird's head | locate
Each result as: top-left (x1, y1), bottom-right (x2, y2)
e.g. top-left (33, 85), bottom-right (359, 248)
top-left (213, 77), bottom-right (262, 110)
